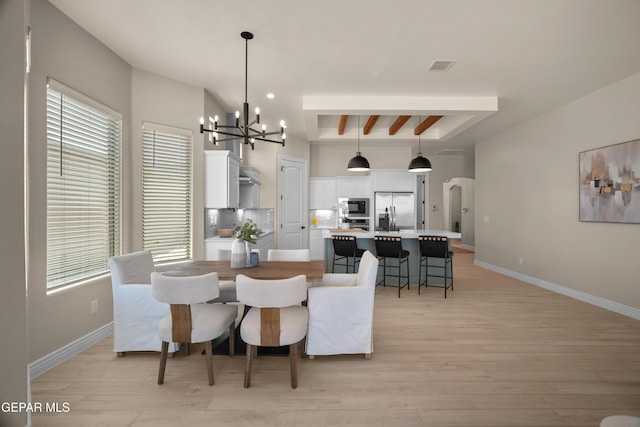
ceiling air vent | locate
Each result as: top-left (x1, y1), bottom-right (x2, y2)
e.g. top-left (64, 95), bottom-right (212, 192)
top-left (428, 60), bottom-right (456, 72)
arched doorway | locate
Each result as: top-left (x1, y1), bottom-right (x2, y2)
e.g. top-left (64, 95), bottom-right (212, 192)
top-left (443, 177), bottom-right (475, 249)
top-left (449, 185), bottom-right (462, 233)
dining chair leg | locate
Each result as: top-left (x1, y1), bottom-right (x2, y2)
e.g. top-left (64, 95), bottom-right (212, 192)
top-left (290, 342), bottom-right (298, 389)
top-left (228, 322), bottom-right (235, 357)
top-left (204, 340), bottom-right (214, 386)
top-left (158, 341), bottom-right (169, 385)
top-left (244, 344), bottom-right (253, 388)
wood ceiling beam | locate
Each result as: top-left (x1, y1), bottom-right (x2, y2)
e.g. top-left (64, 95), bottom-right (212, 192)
top-left (338, 115), bottom-right (348, 135)
top-left (414, 115), bottom-right (443, 135)
top-left (389, 115), bottom-right (411, 135)
top-left (363, 115), bottom-right (380, 135)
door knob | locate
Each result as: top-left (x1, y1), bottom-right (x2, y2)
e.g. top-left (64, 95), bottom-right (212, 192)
top-left (301, 225), bottom-right (306, 229)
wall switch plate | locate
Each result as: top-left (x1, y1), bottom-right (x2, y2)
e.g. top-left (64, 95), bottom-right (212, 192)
top-left (91, 299), bottom-right (98, 314)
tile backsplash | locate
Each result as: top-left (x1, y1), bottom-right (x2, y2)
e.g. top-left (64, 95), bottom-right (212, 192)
top-left (310, 209), bottom-right (338, 229)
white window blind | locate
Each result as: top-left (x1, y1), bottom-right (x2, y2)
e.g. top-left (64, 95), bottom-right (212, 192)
top-left (142, 123), bottom-right (192, 263)
top-left (46, 79), bottom-right (121, 289)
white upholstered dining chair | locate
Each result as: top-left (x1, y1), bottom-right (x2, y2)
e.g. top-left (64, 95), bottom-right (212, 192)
top-left (109, 251), bottom-right (178, 355)
top-left (267, 248), bottom-right (311, 262)
top-left (151, 272), bottom-right (237, 386)
top-left (236, 274), bottom-right (309, 388)
top-left (306, 250), bottom-right (378, 359)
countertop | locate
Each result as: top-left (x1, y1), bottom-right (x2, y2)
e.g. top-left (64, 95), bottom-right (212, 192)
top-left (322, 229), bottom-right (461, 239)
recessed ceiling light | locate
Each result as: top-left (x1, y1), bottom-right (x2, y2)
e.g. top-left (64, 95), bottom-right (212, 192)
top-left (428, 60), bottom-right (456, 72)
top-left (266, 93), bottom-right (275, 99)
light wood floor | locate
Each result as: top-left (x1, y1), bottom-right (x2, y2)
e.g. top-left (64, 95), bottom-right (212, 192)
top-left (31, 251), bottom-right (640, 427)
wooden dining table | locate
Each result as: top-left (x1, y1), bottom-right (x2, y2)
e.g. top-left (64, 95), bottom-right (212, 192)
top-left (166, 260), bottom-right (325, 281)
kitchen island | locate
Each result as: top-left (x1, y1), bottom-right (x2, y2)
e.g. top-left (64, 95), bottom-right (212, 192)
top-left (322, 229), bottom-right (461, 287)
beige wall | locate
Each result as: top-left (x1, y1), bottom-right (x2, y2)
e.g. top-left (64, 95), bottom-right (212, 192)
top-left (27, 0), bottom-right (132, 361)
top-left (0, 0), bottom-right (29, 425)
top-left (131, 69), bottom-right (220, 260)
top-left (476, 72), bottom-right (640, 309)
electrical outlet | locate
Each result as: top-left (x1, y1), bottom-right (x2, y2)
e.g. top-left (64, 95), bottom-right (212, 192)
top-left (91, 299), bottom-right (98, 314)
top-left (518, 258), bottom-right (524, 266)
top-left (483, 216), bottom-right (490, 222)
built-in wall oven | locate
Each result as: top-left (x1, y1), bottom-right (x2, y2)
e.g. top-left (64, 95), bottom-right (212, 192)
top-left (339, 198), bottom-right (369, 217)
top-left (338, 198), bottom-right (370, 230)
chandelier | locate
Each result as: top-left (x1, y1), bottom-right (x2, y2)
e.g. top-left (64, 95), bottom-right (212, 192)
top-left (199, 31), bottom-right (286, 149)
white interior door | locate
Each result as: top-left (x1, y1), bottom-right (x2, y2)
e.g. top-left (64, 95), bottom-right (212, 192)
top-left (278, 156), bottom-right (308, 249)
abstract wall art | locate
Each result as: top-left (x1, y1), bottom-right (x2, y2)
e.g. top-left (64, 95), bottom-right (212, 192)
top-left (579, 138), bottom-right (640, 223)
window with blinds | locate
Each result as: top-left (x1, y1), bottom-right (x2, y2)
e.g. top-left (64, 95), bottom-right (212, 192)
top-left (142, 123), bottom-right (192, 263)
top-left (46, 79), bottom-right (122, 289)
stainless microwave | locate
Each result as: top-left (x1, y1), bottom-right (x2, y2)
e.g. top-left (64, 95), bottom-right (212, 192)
top-left (339, 198), bottom-right (369, 217)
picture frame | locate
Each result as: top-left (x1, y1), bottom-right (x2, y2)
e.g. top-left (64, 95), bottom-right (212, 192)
top-left (579, 138), bottom-right (640, 223)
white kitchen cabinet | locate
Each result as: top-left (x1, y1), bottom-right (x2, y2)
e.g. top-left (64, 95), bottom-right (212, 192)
top-left (336, 176), bottom-right (371, 198)
top-left (371, 170), bottom-right (415, 192)
top-left (205, 232), bottom-right (274, 261)
top-left (309, 229), bottom-right (325, 260)
top-left (310, 177), bottom-right (337, 209)
top-left (205, 150), bottom-right (240, 208)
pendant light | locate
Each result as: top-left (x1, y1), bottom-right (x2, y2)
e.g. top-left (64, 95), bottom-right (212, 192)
top-left (408, 116), bottom-right (432, 172)
top-left (347, 116), bottom-right (370, 172)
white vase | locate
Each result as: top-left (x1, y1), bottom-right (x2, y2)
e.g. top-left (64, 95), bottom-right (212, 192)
top-left (230, 238), bottom-right (246, 268)
top-left (244, 241), bottom-right (252, 268)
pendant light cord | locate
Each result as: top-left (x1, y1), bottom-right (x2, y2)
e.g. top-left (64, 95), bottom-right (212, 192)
top-left (417, 115), bottom-right (421, 154)
top-left (357, 115), bottom-right (361, 152)
top-left (244, 37), bottom-right (248, 104)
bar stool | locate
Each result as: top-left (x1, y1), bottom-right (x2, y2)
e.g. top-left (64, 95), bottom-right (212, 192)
top-left (417, 235), bottom-right (453, 298)
top-left (374, 236), bottom-right (410, 298)
top-left (331, 235), bottom-right (365, 273)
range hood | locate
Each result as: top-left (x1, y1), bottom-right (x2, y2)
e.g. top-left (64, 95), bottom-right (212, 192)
top-left (239, 167), bottom-right (260, 186)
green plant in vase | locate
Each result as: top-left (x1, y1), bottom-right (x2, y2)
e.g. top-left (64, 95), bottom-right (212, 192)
top-left (231, 219), bottom-right (263, 268)
top-left (233, 219), bottom-right (263, 243)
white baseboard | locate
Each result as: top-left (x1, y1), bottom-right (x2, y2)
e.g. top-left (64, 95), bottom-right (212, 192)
top-left (475, 260), bottom-right (640, 320)
top-left (460, 244), bottom-right (475, 252)
top-left (29, 322), bottom-right (114, 380)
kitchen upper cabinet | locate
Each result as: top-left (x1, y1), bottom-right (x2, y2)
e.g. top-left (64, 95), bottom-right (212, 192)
top-left (336, 176), bottom-right (372, 198)
top-left (205, 150), bottom-right (240, 208)
top-left (310, 177), bottom-right (337, 209)
top-left (372, 170), bottom-right (415, 192)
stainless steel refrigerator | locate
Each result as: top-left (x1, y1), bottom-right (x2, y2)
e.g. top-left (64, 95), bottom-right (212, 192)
top-left (374, 192), bottom-right (415, 231)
